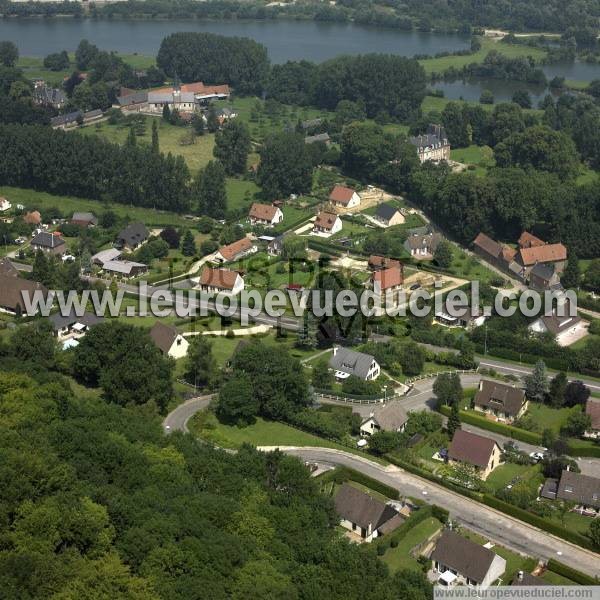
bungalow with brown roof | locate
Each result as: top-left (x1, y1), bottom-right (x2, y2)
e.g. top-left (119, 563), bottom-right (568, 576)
top-left (329, 185), bottom-right (360, 209)
top-left (313, 211), bottom-right (342, 236)
top-left (248, 203), bottom-right (283, 227)
top-left (149, 321), bottom-right (189, 359)
top-left (431, 530), bottom-right (506, 588)
top-left (368, 255), bottom-right (401, 271)
top-left (371, 266), bottom-right (404, 307)
top-left (518, 231), bottom-right (545, 249)
top-left (448, 429), bottom-right (502, 480)
top-left (0, 274), bottom-right (48, 315)
top-left (360, 403), bottom-right (408, 436)
top-left (334, 483), bottom-right (403, 542)
top-left (517, 243), bottom-right (567, 278)
top-left (472, 232), bottom-right (518, 274)
top-left (214, 237), bottom-right (257, 263)
top-left (473, 380), bottom-right (528, 424)
top-left (556, 469), bottom-right (600, 513)
top-left (584, 399), bottom-right (600, 439)
top-left (198, 267), bottom-right (244, 295)
top-left (0, 258), bottom-right (18, 277)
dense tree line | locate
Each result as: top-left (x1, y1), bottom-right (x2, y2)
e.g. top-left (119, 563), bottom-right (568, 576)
top-left (157, 32), bottom-right (269, 95)
top-left (0, 124), bottom-right (191, 211)
top-left (267, 54), bottom-right (427, 120)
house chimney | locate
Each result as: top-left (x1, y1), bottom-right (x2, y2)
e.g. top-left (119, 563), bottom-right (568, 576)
top-left (566, 464), bottom-right (570, 472)
top-left (518, 571), bottom-right (523, 581)
top-left (333, 345), bottom-right (338, 356)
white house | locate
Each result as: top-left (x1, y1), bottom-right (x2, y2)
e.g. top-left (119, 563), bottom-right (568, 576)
top-left (214, 237), bottom-right (257, 263)
top-left (328, 346), bottom-right (380, 381)
top-left (360, 403), bottom-right (408, 437)
top-left (313, 211), bottom-right (342, 236)
top-left (149, 321), bottom-right (189, 359)
top-left (248, 203), bottom-right (284, 227)
top-left (0, 197), bottom-right (11, 212)
top-left (198, 267), bottom-right (245, 296)
top-left (329, 185), bottom-right (360, 209)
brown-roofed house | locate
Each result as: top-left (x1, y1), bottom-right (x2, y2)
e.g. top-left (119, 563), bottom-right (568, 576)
top-left (198, 267), bottom-right (244, 295)
top-left (473, 380), bottom-right (528, 424)
top-left (313, 211), bottom-right (342, 235)
top-left (248, 203), bottom-right (283, 227)
top-left (0, 258), bottom-right (18, 278)
top-left (0, 274), bottom-right (48, 315)
top-left (360, 403), bottom-right (408, 436)
top-left (214, 237), bottom-right (257, 263)
top-left (368, 255), bottom-right (401, 271)
top-left (334, 483), bottom-right (402, 542)
top-left (585, 399), bottom-right (600, 439)
top-left (371, 266), bottom-right (404, 308)
top-left (23, 210), bottom-right (42, 225)
top-left (473, 232), bottom-right (518, 273)
top-left (431, 530), bottom-right (506, 588)
top-left (149, 321), bottom-right (189, 359)
top-left (448, 429), bottom-right (502, 480)
top-left (518, 243), bottom-right (567, 272)
top-left (329, 185), bottom-right (360, 209)
top-left (518, 231), bottom-right (545, 249)
top-left (556, 470), bottom-right (600, 511)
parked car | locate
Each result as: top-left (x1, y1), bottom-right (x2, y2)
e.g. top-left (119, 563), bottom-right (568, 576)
top-left (410, 283), bottom-right (421, 290)
top-left (529, 451), bottom-right (546, 463)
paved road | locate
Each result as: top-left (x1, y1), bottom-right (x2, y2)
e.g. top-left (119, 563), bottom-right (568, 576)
top-left (268, 446), bottom-right (600, 577)
top-left (162, 395), bottom-right (214, 433)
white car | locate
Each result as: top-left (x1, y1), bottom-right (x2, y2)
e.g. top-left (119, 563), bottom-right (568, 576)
top-left (529, 451), bottom-right (545, 463)
top-left (61, 254), bottom-right (76, 262)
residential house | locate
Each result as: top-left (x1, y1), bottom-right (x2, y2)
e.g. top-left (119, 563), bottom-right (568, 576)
top-left (149, 321), bottom-right (189, 359)
top-left (313, 211), bottom-right (342, 236)
top-left (248, 203), bottom-right (284, 227)
top-left (146, 82), bottom-right (230, 114)
top-left (114, 90), bottom-right (149, 111)
top-left (518, 231), bottom-right (545, 249)
top-left (329, 185), bottom-right (360, 210)
top-left (102, 260), bottom-right (147, 278)
top-left (23, 211), bottom-right (42, 225)
top-left (0, 274), bottom-right (48, 315)
top-left (529, 262), bottom-right (562, 292)
top-left (31, 231), bottom-right (66, 256)
top-left (360, 403), bottom-right (408, 436)
top-left (301, 118), bottom-right (323, 130)
top-left (198, 267), bottom-right (245, 296)
top-left (368, 255), bottom-right (401, 271)
top-left (49, 311), bottom-right (104, 341)
top-left (214, 237), bottom-right (257, 263)
top-left (371, 266), bottom-right (404, 307)
top-left (556, 470), bottom-right (600, 513)
top-left (0, 197), bottom-right (11, 212)
top-left (0, 258), bottom-right (18, 277)
top-left (430, 530), bottom-right (506, 588)
top-left (404, 230), bottom-right (442, 259)
top-left (328, 346), bottom-right (380, 381)
top-left (517, 242), bottom-right (568, 279)
top-left (71, 212), bottom-right (98, 227)
top-left (472, 232), bottom-right (518, 274)
top-left (215, 107), bottom-right (237, 125)
top-left (268, 235), bottom-right (285, 257)
top-left (447, 429), bottom-right (502, 480)
top-left (584, 399), bottom-right (600, 439)
top-left (410, 124), bottom-right (451, 163)
top-left (116, 223), bottom-right (149, 251)
top-left (434, 307), bottom-right (487, 329)
top-left (50, 109), bottom-right (103, 129)
top-left (305, 132), bottom-right (330, 145)
top-left (374, 203), bottom-right (405, 227)
top-left (334, 483), bottom-right (403, 542)
top-left (32, 83), bottom-right (67, 109)
top-left (473, 380), bottom-right (528, 424)
top-left (528, 297), bottom-right (582, 344)
top-left (91, 248), bottom-right (122, 266)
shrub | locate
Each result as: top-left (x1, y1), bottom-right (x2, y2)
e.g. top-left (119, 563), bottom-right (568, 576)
top-left (332, 467), bottom-right (400, 500)
top-left (546, 559), bottom-right (599, 585)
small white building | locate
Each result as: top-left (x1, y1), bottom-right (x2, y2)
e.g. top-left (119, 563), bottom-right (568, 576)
top-left (214, 237), bottom-right (257, 263)
top-left (360, 403), bottom-right (408, 437)
top-left (0, 197), bottom-right (11, 212)
top-left (150, 321), bottom-right (189, 359)
top-left (198, 267), bottom-right (245, 296)
top-left (313, 211), bottom-right (342, 236)
top-left (329, 185), bottom-right (360, 210)
top-left (328, 346), bottom-right (380, 381)
top-left (248, 203), bottom-right (284, 227)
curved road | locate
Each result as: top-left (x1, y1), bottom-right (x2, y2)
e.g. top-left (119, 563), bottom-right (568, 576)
top-left (163, 397), bottom-right (600, 577)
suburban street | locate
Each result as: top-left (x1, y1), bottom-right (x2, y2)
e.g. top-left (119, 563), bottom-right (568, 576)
top-left (162, 398), bottom-right (600, 577)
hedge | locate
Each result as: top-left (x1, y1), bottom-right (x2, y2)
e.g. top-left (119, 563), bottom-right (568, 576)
top-left (566, 439), bottom-right (600, 458)
top-left (546, 559), bottom-right (599, 585)
top-left (482, 494), bottom-right (594, 551)
top-left (438, 405), bottom-right (543, 446)
top-left (380, 504), bottom-right (433, 548)
top-left (332, 466), bottom-right (400, 500)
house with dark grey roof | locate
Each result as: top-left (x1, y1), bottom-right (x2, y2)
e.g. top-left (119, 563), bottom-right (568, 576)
top-left (473, 380), bottom-right (528, 424)
top-left (334, 483), bottom-right (403, 542)
top-left (448, 429), bottom-right (502, 481)
top-left (360, 403), bottom-right (408, 436)
top-left (374, 203), bottom-right (404, 227)
top-left (404, 230), bottom-right (442, 259)
top-left (431, 530), bottom-right (506, 588)
top-left (328, 346), bottom-right (380, 381)
top-left (49, 311), bottom-right (104, 341)
top-left (116, 223), bottom-right (149, 251)
top-left (32, 84), bottom-right (67, 109)
top-left (529, 262), bottom-right (562, 292)
top-left (528, 297), bottom-right (583, 344)
top-left (51, 109), bottom-right (103, 129)
top-left (31, 231), bottom-right (66, 256)
top-left (102, 260), bottom-right (147, 278)
top-left (410, 124), bottom-right (450, 164)
top-left (556, 470), bottom-right (600, 512)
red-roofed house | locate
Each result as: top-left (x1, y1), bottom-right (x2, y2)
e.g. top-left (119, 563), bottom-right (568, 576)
top-left (518, 243), bottom-right (567, 276)
top-left (372, 266), bottom-right (404, 306)
top-left (214, 237), bottom-right (257, 263)
top-left (518, 231), bottom-right (545, 249)
top-left (198, 267), bottom-right (244, 295)
top-left (329, 185), bottom-right (360, 209)
top-left (313, 211), bottom-right (342, 235)
top-left (248, 203), bottom-right (283, 227)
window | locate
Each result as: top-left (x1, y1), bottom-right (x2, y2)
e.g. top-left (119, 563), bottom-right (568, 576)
top-left (565, 485), bottom-right (573, 493)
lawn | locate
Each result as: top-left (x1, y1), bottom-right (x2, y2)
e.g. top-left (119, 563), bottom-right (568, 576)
top-left (381, 517), bottom-right (442, 572)
top-left (447, 245), bottom-right (500, 284)
top-left (419, 37), bottom-right (547, 75)
top-left (525, 403), bottom-right (580, 434)
top-left (226, 178), bottom-right (261, 212)
top-left (450, 144), bottom-right (495, 176)
top-left (0, 186), bottom-right (192, 228)
top-left (189, 411), bottom-right (349, 451)
top-left (485, 463), bottom-right (542, 492)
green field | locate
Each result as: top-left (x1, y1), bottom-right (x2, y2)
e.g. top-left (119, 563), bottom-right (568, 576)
top-left (419, 37), bottom-right (547, 75)
top-left (381, 517), bottom-right (442, 572)
top-left (525, 403), bottom-right (580, 433)
top-left (485, 463), bottom-right (542, 491)
top-left (446, 245), bottom-right (500, 284)
top-left (450, 145), bottom-right (495, 176)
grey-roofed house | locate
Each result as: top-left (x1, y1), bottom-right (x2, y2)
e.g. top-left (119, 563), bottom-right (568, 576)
top-left (116, 223), bottom-right (149, 251)
top-left (51, 109), bottom-right (103, 129)
top-left (305, 132), bottom-right (331, 145)
top-left (102, 260), bottom-right (147, 278)
top-left (410, 124), bottom-right (450, 163)
top-left (92, 248), bottom-right (122, 266)
top-left (556, 470), bottom-right (600, 512)
top-left (540, 478), bottom-right (558, 501)
top-left (473, 380), bottom-right (528, 424)
top-left (49, 311), bottom-right (104, 341)
top-left (71, 212), bottom-right (98, 227)
top-left (334, 483), bottom-right (403, 542)
top-left (328, 346), bottom-right (380, 381)
top-left (374, 203), bottom-right (404, 227)
top-left (0, 258), bottom-right (18, 278)
top-left (403, 231), bottom-right (442, 259)
top-left (529, 262), bottom-right (561, 292)
top-left (31, 231), bottom-right (66, 256)
top-left (360, 403), bottom-right (408, 436)
top-left (430, 530), bottom-right (506, 588)
top-left (32, 84), bottom-right (67, 109)
top-left (0, 274), bottom-right (48, 315)
top-left (115, 90), bottom-right (148, 110)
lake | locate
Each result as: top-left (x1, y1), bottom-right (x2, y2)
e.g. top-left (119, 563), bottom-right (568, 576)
top-left (0, 18), bottom-right (470, 63)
